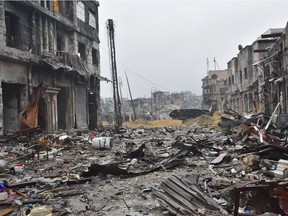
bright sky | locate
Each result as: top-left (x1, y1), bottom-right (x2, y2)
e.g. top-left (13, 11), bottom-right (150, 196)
top-left (98, 0), bottom-right (288, 98)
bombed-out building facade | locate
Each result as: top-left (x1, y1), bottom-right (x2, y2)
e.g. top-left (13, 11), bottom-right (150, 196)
top-left (201, 69), bottom-right (229, 111)
top-left (0, 0), bottom-right (101, 134)
top-left (202, 25), bottom-right (288, 115)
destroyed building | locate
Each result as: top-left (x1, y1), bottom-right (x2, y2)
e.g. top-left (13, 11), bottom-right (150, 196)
top-left (170, 91), bottom-right (201, 109)
top-left (201, 69), bottom-right (229, 111)
top-left (226, 29), bottom-right (283, 114)
top-left (202, 27), bottom-right (287, 115)
top-left (101, 90), bottom-right (202, 123)
top-left (257, 27), bottom-right (288, 115)
top-left (0, 0), bottom-right (102, 134)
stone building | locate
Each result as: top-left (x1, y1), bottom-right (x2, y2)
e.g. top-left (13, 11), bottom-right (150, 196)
top-left (0, 0), bottom-right (102, 133)
top-left (227, 28), bottom-right (284, 114)
top-left (255, 27), bottom-right (288, 115)
top-left (201, 70), bottom-right (229, 111)
top-left (203, 28), bottom-right (284, 115)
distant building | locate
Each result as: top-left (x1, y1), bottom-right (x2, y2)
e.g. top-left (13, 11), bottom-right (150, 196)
top-left (101, 90), bottom-right (202, 121)
top-left (201, 70), bottom-right (229, 111)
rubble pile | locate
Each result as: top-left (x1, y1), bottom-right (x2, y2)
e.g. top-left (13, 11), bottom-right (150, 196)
top-left (0, 112), bottom-right (287, 215)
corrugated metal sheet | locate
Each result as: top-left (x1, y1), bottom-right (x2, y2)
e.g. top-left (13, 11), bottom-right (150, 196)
top-left (41, 52), bottom-right (110, 82)
top-left (153, 175), bottom-right (228, 216)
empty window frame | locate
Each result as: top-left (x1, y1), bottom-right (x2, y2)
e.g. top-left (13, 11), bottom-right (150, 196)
top-left (56, 33), bottom-right (65, 58)
top-left (92, 48), bottom-right (98, 66)
top-left (60, 1), bottom-right (73, 20)
top-left (78, 42), bottom-right (86, 61)
top-left (244, 67), bottom-right (248, 79)
top-left (5, 12), bottom-right (19, 48)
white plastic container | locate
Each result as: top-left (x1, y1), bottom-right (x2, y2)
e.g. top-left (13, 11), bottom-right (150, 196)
top-left (92, 137), bottom-right (114, 150)
top-left (14, 165), bottom-right (24, 173)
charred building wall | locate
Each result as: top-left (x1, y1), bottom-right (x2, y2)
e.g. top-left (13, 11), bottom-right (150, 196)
top-left (227, 57), bottom-right (238, 111)
top-left (236, 45), bottom-right (254, 113)
top-left (0, 0), bottom-right (101, 134)
top-left (203, 27), bottom-right (286, 115)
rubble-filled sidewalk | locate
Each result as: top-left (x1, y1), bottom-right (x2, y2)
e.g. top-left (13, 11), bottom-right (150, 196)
top-left (0, 112), bottom-right (288, 215)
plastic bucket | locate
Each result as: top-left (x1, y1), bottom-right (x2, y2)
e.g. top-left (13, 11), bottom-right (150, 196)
top-left (92, 137), bottom-right (114, 150)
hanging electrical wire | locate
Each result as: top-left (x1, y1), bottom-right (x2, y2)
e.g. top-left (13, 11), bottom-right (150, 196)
top-left (100, 45), bottom-right (170, 92)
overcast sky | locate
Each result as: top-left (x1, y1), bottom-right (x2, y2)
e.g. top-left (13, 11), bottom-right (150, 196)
top-left (98, 0), bottom-right (288, 99)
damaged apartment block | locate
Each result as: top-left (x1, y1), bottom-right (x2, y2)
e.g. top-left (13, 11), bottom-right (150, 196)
top-left (0, 0), bottom-right (104, 134)
top-left (202, 26), bottom-right (288, 117)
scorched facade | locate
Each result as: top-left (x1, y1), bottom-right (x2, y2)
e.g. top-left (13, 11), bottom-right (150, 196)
top-left (0, 0), bottom-right (101, 134)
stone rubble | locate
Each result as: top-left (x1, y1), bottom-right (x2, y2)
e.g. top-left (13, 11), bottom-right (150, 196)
top-left (0, 113), bottom-right (287, 215)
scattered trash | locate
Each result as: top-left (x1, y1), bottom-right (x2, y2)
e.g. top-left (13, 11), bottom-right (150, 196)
top-left (0, 110), bottom-right (286, 215)
top-left (28, 205), bottom-right (53, 216)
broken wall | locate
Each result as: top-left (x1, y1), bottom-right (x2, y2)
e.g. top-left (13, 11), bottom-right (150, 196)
top-left (0, 60), bottom-right (28, 132)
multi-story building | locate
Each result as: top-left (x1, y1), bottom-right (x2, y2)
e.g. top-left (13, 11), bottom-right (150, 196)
top-left (203, 27), bottom-right (285, 115)
top-left (255, 27), bottom-right (287, 115)
top-left (0, 0), bottom-right (102, 133)
top-left (201, 70), bottom-right (229, 111)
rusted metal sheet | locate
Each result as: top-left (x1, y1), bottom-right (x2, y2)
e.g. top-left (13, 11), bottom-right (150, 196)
top-left (270, 187), bottom-right (288, 214)
top-left (19, 82), bottom-right (45, 130)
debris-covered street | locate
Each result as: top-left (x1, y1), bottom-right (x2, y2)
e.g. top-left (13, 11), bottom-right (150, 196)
top-left (0, 112), bottom-right (287, 216)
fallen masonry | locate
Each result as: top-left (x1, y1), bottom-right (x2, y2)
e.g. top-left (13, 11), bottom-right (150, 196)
top-left (0, 113), bottom-right (287, 215)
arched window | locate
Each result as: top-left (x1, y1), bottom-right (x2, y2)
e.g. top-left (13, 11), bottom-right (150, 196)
top-left (76, 1), bottom-right (85, 22)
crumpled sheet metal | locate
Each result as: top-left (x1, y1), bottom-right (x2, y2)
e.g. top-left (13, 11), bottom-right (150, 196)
top-left (153, 175), bottom-right (228, 216)
top-left (19, 82), bottom-right (45, 131)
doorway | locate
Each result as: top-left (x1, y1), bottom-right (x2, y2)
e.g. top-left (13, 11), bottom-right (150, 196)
top-left (2, 83), bottom-right (23, 132)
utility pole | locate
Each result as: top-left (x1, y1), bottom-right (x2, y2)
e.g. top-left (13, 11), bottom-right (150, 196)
top-left (118, 76), bottom-right (124, 122)
top-left (107, 19), bottom-right (122, 132)
top-left (213, 57), bottom-right (220, 70)
top-left (125, 71), bottom-right (137, 120)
